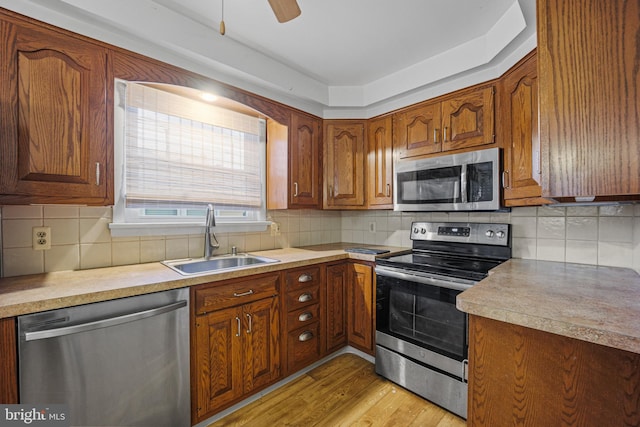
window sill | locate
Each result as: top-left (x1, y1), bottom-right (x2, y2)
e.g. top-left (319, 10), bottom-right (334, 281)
top-left (108, 221), bottom-right (271, 238)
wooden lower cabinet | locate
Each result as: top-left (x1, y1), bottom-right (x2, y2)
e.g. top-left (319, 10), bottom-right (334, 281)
top-left (468, 315), bottom-right (640, 426)
top-left (284, 265), bottom-right (324, 374)
top-left (192, 275), bottom-right (281, 423)
top-left (0, 317), bottom-right (18, 404)
top-left (347, 262), bottom-right (374, 354)
top-left (326, 263), bottom-right (348, 352)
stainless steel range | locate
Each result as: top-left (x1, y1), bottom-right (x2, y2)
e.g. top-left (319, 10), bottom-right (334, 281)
top-left (374, 221), bottom-right (511, 418)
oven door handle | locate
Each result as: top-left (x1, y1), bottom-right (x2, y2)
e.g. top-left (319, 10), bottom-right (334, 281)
top-left (375, 266), bottom-right (475, 292)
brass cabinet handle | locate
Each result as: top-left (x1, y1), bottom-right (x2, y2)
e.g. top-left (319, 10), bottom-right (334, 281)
top-left (298, 292), bottom-right (313, 303)
top-left (293, 182), bottom-right (299, 197)
top-left (443, 127), bottom-right (448, 142)
top-left (246, 313), bottom-right (252, 334)
top-left (298, 273), bottom-right (313, 283)
top-left (235, 316), bottom-right (241, 337)
top-left (233, 290), bottom-right (254, 297)
top-left (433, 129), bottom-right (438, 144)
top-left (96, 162), bottom-right (101, 186)
top-left (298, 331), bottom-right (314, 342)
top-left (298, 311), bottom-right (313, 322)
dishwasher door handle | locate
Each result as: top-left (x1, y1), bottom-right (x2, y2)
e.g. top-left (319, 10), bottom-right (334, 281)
top-left (23, 300), bottom-right (187, 342)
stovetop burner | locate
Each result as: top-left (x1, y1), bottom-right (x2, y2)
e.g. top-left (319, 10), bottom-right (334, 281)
top-left (376, 221), bottom-right (512, 282)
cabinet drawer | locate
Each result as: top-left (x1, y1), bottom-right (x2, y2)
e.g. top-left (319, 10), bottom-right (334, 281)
top-left (285, 285), bottom-right (320, 311)
top-left (194, 273), bottom-right (279, 314)
top-left (285, 266), bottom-right (321, 291)
top-left (287, 322), bottom-right (321, 373)
top-left (286, 304), bottom-right (320, 332)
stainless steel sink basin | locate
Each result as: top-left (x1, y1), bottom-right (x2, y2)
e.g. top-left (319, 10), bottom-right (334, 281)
top-left (162, 254), bottom-right (280, 276)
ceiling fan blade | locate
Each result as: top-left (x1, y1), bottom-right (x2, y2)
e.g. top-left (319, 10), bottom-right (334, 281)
top-left (268, 0), bottom-right (301, 23)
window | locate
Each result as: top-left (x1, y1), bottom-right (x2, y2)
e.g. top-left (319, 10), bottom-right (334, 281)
top-left (111, 81), bottom-right (269, 236)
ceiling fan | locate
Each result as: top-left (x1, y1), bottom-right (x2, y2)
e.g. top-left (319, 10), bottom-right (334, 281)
top-left (220, 0), bottom-right (300, 35)
top-left (268, 0), bottom-right (301, 23)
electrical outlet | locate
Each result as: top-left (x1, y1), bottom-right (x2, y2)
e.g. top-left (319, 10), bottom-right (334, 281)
top-left (270, 222), bottom-right (281, 236)
top-left (32, 226), bottom-right (51, 250)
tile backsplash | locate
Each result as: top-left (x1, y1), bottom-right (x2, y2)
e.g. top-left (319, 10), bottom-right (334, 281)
top-left (1, 204), bottom-right (639, 278)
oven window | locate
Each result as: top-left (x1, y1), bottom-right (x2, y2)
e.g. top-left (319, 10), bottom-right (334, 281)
top-left (388, 287), bottom-right (466, 357)
top-left (397, 166), bottom-right (462, 204)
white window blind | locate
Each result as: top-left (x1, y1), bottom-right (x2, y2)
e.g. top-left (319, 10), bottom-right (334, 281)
top-left (124, 83), bottom-right (264, 208)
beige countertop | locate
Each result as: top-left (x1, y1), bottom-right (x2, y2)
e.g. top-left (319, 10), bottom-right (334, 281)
top-left (0, 243), bottom-right (408, 319)
top-left (457, 259), bottom-right (640, 354)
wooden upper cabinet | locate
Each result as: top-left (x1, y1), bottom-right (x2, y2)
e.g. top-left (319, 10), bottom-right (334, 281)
top-left (441, 85), bottom-right (495, 152)
top-left (393, 101), bottom-right (441, 159)
top-left (394, 84), bottom-right (495, 159)
top-left (500, 50), bottom-right (552, 207)
top-left (367, 116), bottom-right (394, 208)
top-left (538, 0), bottom-right (640, 199)
top-left (324, 120), bottom-right (366, 208)
top-left (289, 112), bottom-right (322, 208)
top-left (0, 15), bottom-right (111, 205)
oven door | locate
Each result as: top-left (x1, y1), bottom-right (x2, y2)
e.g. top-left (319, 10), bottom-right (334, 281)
top-left (375, 267), bottom-right (469, 380)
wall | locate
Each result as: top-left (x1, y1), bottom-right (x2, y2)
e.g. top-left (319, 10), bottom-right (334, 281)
top-left (2, 204), bottom-right (639, 278)
top-left (0, 206), bottom-right (341, 278)
top-left (341, 204), bottom-right (640, 273)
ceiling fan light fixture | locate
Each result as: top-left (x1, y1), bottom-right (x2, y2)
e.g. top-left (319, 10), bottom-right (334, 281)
top-left (268, 0), bottom-right (301, 23)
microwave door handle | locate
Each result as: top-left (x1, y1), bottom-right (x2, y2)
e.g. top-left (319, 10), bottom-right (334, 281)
top-left (460, 164), bottom-right (468, 203)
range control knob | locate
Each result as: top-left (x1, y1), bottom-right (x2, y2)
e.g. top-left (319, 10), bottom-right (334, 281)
top-left (485, 230), bottom-right (495, 238)
top-left (496, 230), bottom-right (506, 239)
top-left (413, 227), bottom-right (420, 234)
top-left (421, 228), bottom-right (427, 234)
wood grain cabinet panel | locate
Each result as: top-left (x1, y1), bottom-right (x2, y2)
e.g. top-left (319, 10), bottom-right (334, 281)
top-left (347, 262), bottom-right (374, 354)
top-left (0, 318), bottom-right (18, 404)
top-left (394, 85), bottom-right (495, 159)
top-left (499, 50), bottom-right (553, 207)
top-left (325, 263), bottom-right (348, 353)
top-left (538, 0), bottom-right (640, 199)
top-left (0, 13), bottom-right (111, 205)
top-left (289, 112), bottom-right (322, 208)
top-left (367, 116), bottom-right (394, 208)
top-left (324, 120), bottom-right (366, 208)
top-left (468, 315), bottom-right (640, 426)
top-left (192, 274), bottom-right (281, 423)
top-left (393, 101), bottom-right (442, 159)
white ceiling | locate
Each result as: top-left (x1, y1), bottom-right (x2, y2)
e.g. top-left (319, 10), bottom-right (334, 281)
top-left (0, 0), bottom-right (537, 117)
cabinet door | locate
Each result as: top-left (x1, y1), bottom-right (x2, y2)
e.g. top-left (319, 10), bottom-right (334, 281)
top-left (500, 51), bottom-right (551, 206)
top-left (324, 120), bottom-right (366, 208)
top-left (393, 101), bottom-right (442, 159)
top-left (326, 263), bottom-right (348, 352)
top-left (0, 17), bottom-right (110, 205)
top-left (367, 116), bottom-right (393, 208)
top-left (441, 86), bottom-right (495, 152)
top-left (242, 297), bottom-right (280, 393)
top-left (347, 263), bottom-right (374, 354)
top-left (194, 306), bottom-right (243, 418)
top-left (289, 112), bottom-right (322, 208)
top-left (538, 0), bottom-right (640, 199)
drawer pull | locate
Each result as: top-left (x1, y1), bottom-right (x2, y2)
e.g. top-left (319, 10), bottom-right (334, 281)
top-left (298, 331), bottom-right (314, 342)
top-left (298, 311), bottom-right (313, 322)
top-left (233, 290), bottom-right (254, 297)
top-left (235, 316), bottom-right (241, 337)
top-left (298, 273), bottom-right (313, 283)
top-left (298, 292), bottom-right (313, 303)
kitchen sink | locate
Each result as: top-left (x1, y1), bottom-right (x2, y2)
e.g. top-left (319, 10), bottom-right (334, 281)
top-left (162, 254), bottom-right (280, 275)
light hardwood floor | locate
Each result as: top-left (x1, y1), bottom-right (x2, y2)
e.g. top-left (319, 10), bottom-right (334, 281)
top-left (208, 353), bottom-right (466, 427)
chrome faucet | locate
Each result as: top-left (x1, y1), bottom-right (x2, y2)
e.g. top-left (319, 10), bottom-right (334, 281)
top-left (204, 204), bottom-right (220, 259)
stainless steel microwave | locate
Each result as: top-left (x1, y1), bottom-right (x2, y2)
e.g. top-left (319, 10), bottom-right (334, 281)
top-left (394, 147), bottom-right (500, 211)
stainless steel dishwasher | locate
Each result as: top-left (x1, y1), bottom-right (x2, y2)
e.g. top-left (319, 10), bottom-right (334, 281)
top-left (18, 288), bottom-right (190, 427)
